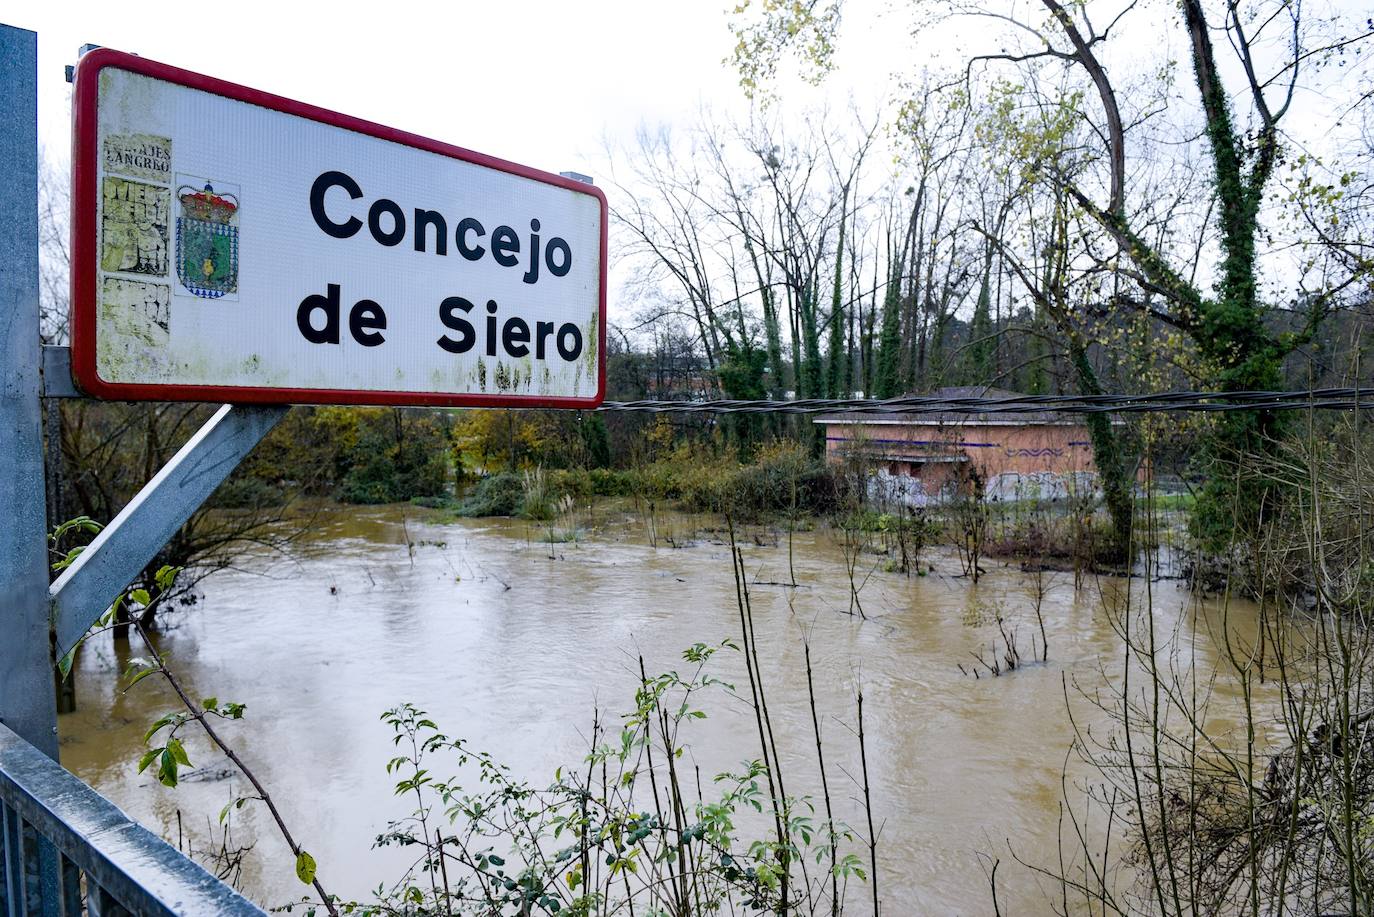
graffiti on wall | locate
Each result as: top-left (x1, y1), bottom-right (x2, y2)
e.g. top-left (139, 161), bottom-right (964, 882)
top-left (868, 469), bottom-right (934, 508)
top-left (984, 471), bottom-right (1099, 502)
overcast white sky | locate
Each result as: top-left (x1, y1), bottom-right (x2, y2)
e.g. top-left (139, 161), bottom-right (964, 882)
top-left (12, 0), bottom-right (1364, 181)
top-left (8, 0), bottom-right (1367, 330)
top-left (10, 0), bottom-right (921, 328)
top-left (11, 1), bottom-right (912, 177)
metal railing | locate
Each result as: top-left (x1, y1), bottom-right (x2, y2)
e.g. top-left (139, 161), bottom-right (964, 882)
top-left (1, 722), bottom-right (265, 916)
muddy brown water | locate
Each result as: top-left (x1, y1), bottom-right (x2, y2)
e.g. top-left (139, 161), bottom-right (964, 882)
top-left (59, 502), bottom-right (1274, 913)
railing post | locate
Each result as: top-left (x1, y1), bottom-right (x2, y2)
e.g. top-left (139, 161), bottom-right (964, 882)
top-left (0, 22), bottom-right (59, 760)
top-left (1, 723), bottom-right (266, 915)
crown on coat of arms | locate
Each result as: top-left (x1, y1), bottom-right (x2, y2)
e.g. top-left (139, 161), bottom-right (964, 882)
top-left (177, 183), bottom-right (238, 223)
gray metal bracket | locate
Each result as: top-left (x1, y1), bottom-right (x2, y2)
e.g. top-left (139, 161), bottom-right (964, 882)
top-left (40, 345), bottom-right (79, 399)
top-left (49, 404), bottom-right (287, 658)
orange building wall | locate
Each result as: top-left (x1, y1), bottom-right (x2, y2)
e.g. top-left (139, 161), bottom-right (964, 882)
top-left (821, 420), bottom-right (1100, 501)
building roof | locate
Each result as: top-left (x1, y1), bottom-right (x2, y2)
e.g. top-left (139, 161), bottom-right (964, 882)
top-left (814, 386), bottom-right (1088, 426)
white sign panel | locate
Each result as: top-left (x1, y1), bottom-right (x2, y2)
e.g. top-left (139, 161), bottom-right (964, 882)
top-left (72, 50), bottom-right (607, 407)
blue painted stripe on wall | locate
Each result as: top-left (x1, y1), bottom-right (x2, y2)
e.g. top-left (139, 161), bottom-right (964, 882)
top-left (825, 436), bottom-right (998, 448)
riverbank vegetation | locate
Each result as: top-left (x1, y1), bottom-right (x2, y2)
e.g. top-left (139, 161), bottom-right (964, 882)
top-left (1030, 414), bottom-right (1374, 915)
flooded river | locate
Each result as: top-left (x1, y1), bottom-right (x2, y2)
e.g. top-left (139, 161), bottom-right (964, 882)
top-left (59, 502), bottom-right (1271, 913)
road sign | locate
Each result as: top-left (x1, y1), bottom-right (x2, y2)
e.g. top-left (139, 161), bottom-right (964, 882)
top-left (71, 50), bottom-right (607, 408)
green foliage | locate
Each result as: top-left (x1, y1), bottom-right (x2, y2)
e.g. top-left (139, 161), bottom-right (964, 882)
top-left (335, 409), bottom-right (452, 505)
top-left (110, 565), bottom-right (252, 801)
top-left (717, 345), bottom-right (769, 400)
top-left (873, 262), bottom-right (905, 399)
top-left (825, 188), bottom-right (850, 399)
top-left (577, 413), bottom-right (612, 470)
top-left (136, 734), bottom-right (192, 788)
top-left (677, 441), bottom-right (845, 518)
top-left (729, 0), bottom-right (842, 101)
top-left (964, 264), bottom-right (995, 383)
top-left (519, 467), bottom-right (576, 525)
top-left (226, 406), bottom-right (454, 506)
top-left (455, 472), bottom-right (526, 517)
top-left (48, 515), bottom-right (102, 576)
top-left (451, 441), bottom-right (845, 522)
top-left (454, 409), bottom-right (594, 473)
top-left (967, 78), bottom-right (1086, 188)
top-left (357, 643), bottom-right (863, 914)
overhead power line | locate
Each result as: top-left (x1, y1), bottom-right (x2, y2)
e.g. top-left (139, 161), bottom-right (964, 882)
top-left (596, 388), bottom-right (1374, 416)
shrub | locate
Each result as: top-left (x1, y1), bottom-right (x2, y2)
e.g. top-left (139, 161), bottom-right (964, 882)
top-left (449, 439), bottom-right (846, 520)
top-left (410, 495), bottom-right (457, 510)
top-left (547, 468), bottom-right (595, 500)
top-left (588, 467), bottom-right (634, 496)
top-left (675, 441), bottom-right (844, 519)
top-left (331, 408), bottom-right (452, 505)
top-left (455, 472), bottom-right (524, 517)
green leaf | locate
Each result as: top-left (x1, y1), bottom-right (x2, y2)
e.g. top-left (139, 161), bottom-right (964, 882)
top-left (144, 713), bottom-right (177, 743)
top-left (137, 747), bottom-right (162, 774)
top-left (154, 565), bottom-right (180, 591)
top-left (130, 588), bottom-right (151, 607)
top-left (52, 546), bottom-right (84, 573)
top-left (123, 657), bottom-right (152, 677)
top-left (296, 850), bottom-right (317, 885)
top-left (125, 666), bottom-right (159, 690)
top-left (166, 737), bottom-right (191, 767)
top-left (158, 748), bottom-right (179, 787)
top-left (58, 647), bottom-right (76, 680)
top-left (202, 696), bottom-right (219, 710)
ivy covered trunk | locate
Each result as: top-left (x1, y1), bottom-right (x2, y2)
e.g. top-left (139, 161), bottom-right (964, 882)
top-left (1181, 0), bottom-right (1287, 549)
top-left (1067, 339), bottom-right (1135, 559)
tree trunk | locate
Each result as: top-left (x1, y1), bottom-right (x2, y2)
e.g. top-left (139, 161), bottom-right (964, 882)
top-left (825, 186), bottom-right (850, 398)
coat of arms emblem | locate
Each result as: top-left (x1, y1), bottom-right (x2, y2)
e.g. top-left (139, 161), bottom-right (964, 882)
top-left (176, 181), bottom-right (239, 298)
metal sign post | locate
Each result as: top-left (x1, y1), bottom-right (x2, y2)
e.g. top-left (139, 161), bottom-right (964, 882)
top-left (0, 23), bottom-right (59, 761)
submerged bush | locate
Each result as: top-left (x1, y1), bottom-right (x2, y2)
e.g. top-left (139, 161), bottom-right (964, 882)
top-left (450, 439), bottom-right (844, 520)
top-left (455, 472), bottom-right (525, 517)
top-left (676, 441), bottom-right (844, 518)
top-left (327, 408), bottom-right (452, 505)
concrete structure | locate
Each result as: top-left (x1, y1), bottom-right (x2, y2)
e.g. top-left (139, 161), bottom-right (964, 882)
top-left (815, 387), bottom-right (1102, 506)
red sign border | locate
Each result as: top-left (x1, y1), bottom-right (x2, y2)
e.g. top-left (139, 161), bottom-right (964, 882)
top-left (71, 49), bottom-right (608, 409)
